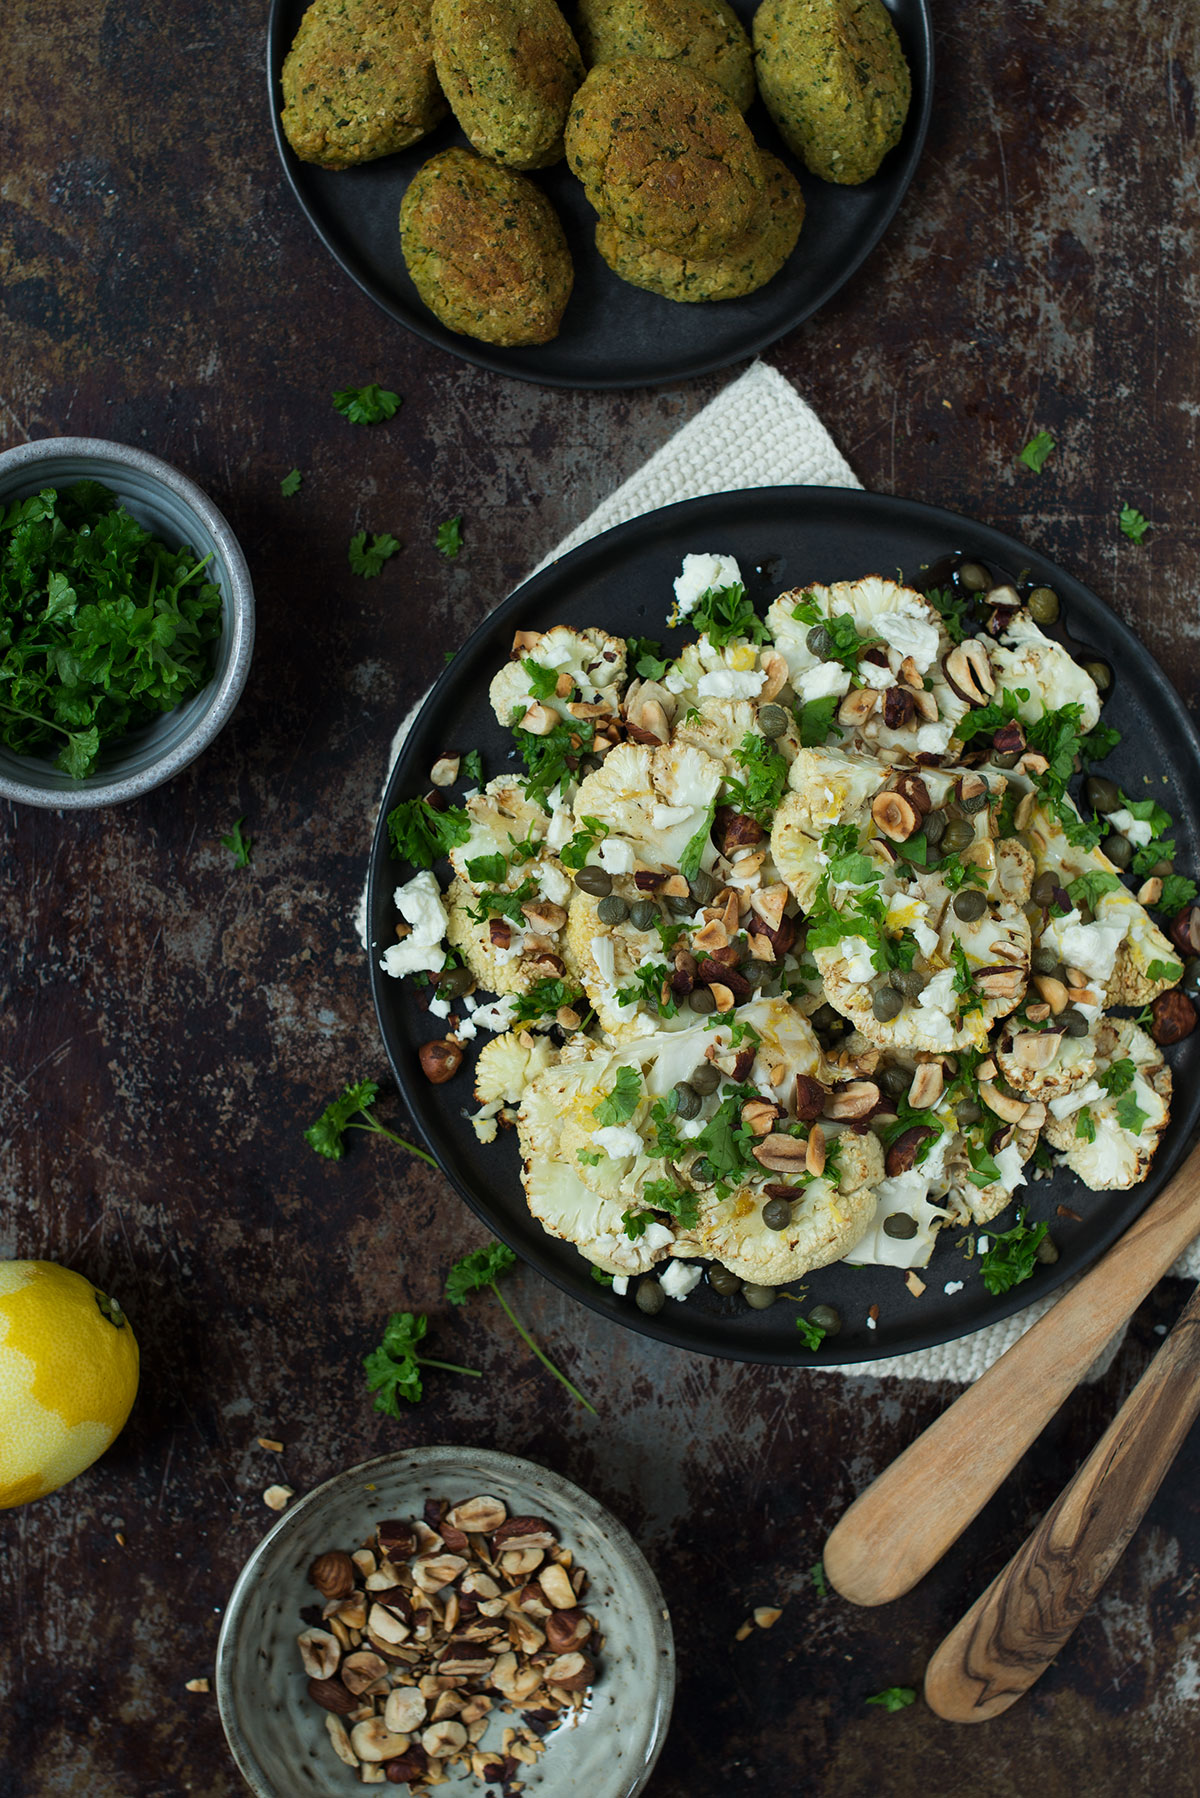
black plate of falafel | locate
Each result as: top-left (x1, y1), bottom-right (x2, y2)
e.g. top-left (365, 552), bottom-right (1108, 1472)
top-left (267, 0), bottom-right (933, 390)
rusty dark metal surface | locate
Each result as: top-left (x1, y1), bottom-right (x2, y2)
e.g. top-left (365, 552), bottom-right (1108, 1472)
top-left (2, 2), bottom-right (1200, 1794)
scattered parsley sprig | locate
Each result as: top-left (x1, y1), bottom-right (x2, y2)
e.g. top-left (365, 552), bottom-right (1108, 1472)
top-left (349, 530), bottom-right (401, 578)
top-left (446, 1244), bottom-right (596, 1413)
top-left (221, 815), bottom-right (253, 866)
top-left (334, 383), bottom-right (401, 425)
top-left (364, 1311), bottom-right (481, 1414)
top-left (305, 1079), bottom-right (437, 1167)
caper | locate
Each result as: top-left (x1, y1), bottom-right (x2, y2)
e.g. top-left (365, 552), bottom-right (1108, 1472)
top-left (806, 624), bottom-right (834, 659)
top-left (883, 1213), bottom-right (919, 1240)
top-left (812, 1003), bottom-right (843, 1034)
top-left (758, 702), bottom-right (789, 739)
top-left (1031, 946), bottom-right (1059, 975)
top-left (1034, 1234), bottom-right (1060, 1265)
top-left (923, 808), bottom-right (947, 847)
top-left (1150, 858), bottom-right (1175, 878)
top-left (1182, 958), bottom-right (1200, 998)
top-left (667, 892), bottom-right (695, 916)
top-left (708, 1265), bottom-right (741, 1296)
top-left (1032, 871), bottom-right (1059, 907)
top-left (942, 818), bottom-right (976, 855)
top-left (689, 1061), bottom-right (721, 1095)
top-left (635, 1279), bottom-right (665, 1316)
top-left (1103, 833), bottom-right (1133, 870)
top-left (673, 1081), bottom-right (702, 1120)
top-left (993, 749), bottom-right (1022, 770)
top-left (689, 869), bottom-right (718, 906)
top-left (953, 889), bottom-right (988, 922)
top-left (436, 965), bottom-right (474, 1000)
top-left (1027, 586), bottom-right (1060, 625)
top-left (1086, 776), bottom-right (1121, 815)
top-left (574, 864), bottom-right (612, 898)
top-left (629, 899), bottom-right (658, 931)
top-left (691, 1156), bottom-right (717, 1185)
top-left (892, 967), bottom-right (928, 1000)
top-left (688, 986), bottom-right (716, 1015)
top-left (872, 983), bottom-right (903, 1022)
top-left (1060, 1007), bottom-right (1090, 1038)
top-left (957, 1099), bottom-right (982, 1124)
top-left (762, 1196), bottom-right (792, 1231)
top-left (808, 1304), bottom-right (842, 1337)
top-left (958, 780), bottom-right (990, 815)
top-left (742, 1283), bottom-right (777, 1310)
top-left (596, 894), bottom-right (629, 925)
top-left (880, 1064), bottom-right (910, 1099)
top-left (956, 560), bottom-right (991, 592)
top-left (1083, 659), bottom-right (1112, 693)
top-left (744, 960), bottom-right (774, 987)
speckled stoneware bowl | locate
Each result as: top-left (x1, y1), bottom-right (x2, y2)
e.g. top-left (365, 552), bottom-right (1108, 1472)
top-left (215, 1447), bottom-right (675, 1798)
top-left (0, 436), bottom-right (254, 807)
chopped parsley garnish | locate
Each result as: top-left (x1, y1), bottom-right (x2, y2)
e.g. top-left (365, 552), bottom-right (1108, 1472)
top-left (593, 1065), bottom-right (642, 1127)
top-left (965, 1138), bottom-right (1002, 1190)
top-left (348, 530), bottom-right (401, 578)
top-left (1156, 878), bottom-right (1196, 916)
top-left (1075, 1113), bottom-right (1096, 1143)
top-left (797, 693), bottom-right (845, 747)
top-left (363, 1311), bottom-right (480, 1413)
top-left (221, 816), bottom-right (253, 866)
top-left (866, 1687), bottom-right (918, 1713)
top-left (521, 657), bottom-right (560, 701)
top-left (979, 1213), bottom-right (1048, 1294)
top-left (795, 1316), bottom-right (827, 1350)
top-left (680, 800), bottom-right (717, 881)
top-left (614, 962), bottom-right (678, 1017)
top-left (924, 583), bottom-right (968, 642)
top-left (1146, 956), bottom-right (1185, 983)
top-left (1019, 430), bottom-right (1056, 473)
top-left (811, 1561), bottom-right (829, 1598)
top-left (641, 1177), bottom-right (700, 1229)
top-left (1066, 870), bottom-right (1122, 912)
top-left (466, 851), bottom-right (508, 885)
top-left (1098, 1057), bottom-right (1135, 1097)
top-left (590, 1266), bottom-right (614, 1285)
top-left (1116, 1091), bottom-right (1151, 1136)
top-left (647, 1092), bottom-right (684, 1161)
top-left (627, 635), bottom-right (669, 679)
top-left (304, 1079), bottom-right (437, 1167)
top-left (436, 514), bottom-right (463, 558)
top-left (280, 467), bottom-right (302, 497)
top-left (333, 383), bottom-right (401, 425)
top-left (790, 596), bottom-right (880, 668)
top-left (560, 814), bottom-right (609, 869)
top-left (1119, 503), bottom-right (1151, 544)
top-left (622, 1208), bottom-right (649, 1241)
top-left (1119, 791), bottom-right (1172, 837)
top-left (446, 1243), bottom-right (595, 1413)
top-left (950, 940), bottom-right (981, 1009)
top-left (512, 712), bottom-right (593, 811)
top-left (727, 731), bottom-right (790, 824)
top-left (687, 582), bottom-right (768, 648)
top-left (387, 796), bottom-right (471, 867)
top-left (466, 876), bottom-right (536, 926)
top-left (682, 1084), bottom-right (774, 1199)
top-left (511, 976), bottom-right (585, 1024)
top-left (462, 749), bottom-right (483, 784)
top-left (578, 1148), bottom-right (602, 1166)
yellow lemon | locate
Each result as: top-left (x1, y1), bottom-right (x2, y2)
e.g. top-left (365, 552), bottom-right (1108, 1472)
top-left (0, 1260), bottom-right (139, 1509)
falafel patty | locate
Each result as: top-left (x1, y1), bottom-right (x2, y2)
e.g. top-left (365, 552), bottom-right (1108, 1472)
top-left (575, 0), bottom-right (756, 112)
top-left (565, 57), bottom-right (765, 257)
top-left (280, 0), bottom-right (446, 170)
top-left (595, 149), bottom-right (805, 299)
top-left (431, 0), bottom-right (584, 170)
top-left (753, 0), bottom-right (911, 186)
top-left (399, 146), bottom-right (574, 346)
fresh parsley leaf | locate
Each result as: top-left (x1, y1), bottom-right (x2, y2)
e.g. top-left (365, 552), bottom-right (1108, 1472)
top-left (1099, 1057), bottom-right (1136, 1097)
top-left (363, 1311), bottom-right (480, 1414)
top-left (641, 1176), bottom-right (699, 1229)
top-left (614, 963), bottom-right (678, 1018)
top-left (1156, 878), bottom-right (1196, 916)
top-left (593, 1066), bottom-right (642, 1126)
top-left (578, 1149), bottom-right (602, 1167)
top-left (727, 731), bottom-right (790, 824)
top-left (446, 1242), bottom-right (596, 1412)
top-left (512, 712), bottom-right (593, 811)
top-left (950, 941), bottom-right (981, 1009)
top-left (304, 1080), bottom-right (437, 1166)
top-left (924, 584), bottom-right (968, 643)
top-left (827, 851), bottom-right (881, 887)
top-left (622, 1208), bottom-right (650, 1241)
top-left (1077, 721), bottom-right (1122, 766)
top-left (280, 467), bottom-right (302, 497)
top-left (680, 800), bottom-right (716, 881)
top-left (627, 635), bottom-right (669, 679)
top-left (790, 597), bottom-right (880, 669)
top-left (521, 657), bottom-right (560, 701)
top-left (684, 1085), bottom-right (765, 1198)
top-left (436, 515), bottom-right (463, 558)
top-left (795, 1316), bottom-right (827, 1350)
top-left (466, 876), bottom-right (536, 926)
top-left (333, 383), bottom-right (401, 426)
top-left (348, 530), bottom-right (401, 578)
top-left (1119, 791), bottom-right (1173, 837)
top-left (466, 852), bottom-right (508, 885)
top-left (221, 815), bottom-right (253, 866)
top-left (1075, 1112), bottom-right (1096, 1143)
top-left (1067, 870), bottom-right (1121, 912)
top-left (1116, 1091), bottom-right (1150, 1136)
top-left (560, 814), bottom-right (609, 870)
top-left (511, 976), bottom-right (585, 1024)
top-left (866, 1687), bottom-right (918, 1713)
top-left (1019, 430), bottom-right (1056, 473)
top-left (590, 1266), bottom-right (614, 1285)
top-left (965, 1138), bottom-right (1002, 1191)
top-left (386, 796), bottom-right (471, 868)
top-left (797, 693), bottom-right (844, 747)
top-left (979, 1214), bottom-right (1048, 1294)
top-left (462, 749), bottom-right (483, 784)
top-left (811, 1561), bottom-right (829, 1598)
top-left (1147, 956), bottom-right (1185, 983)
top-left (687, 582), bottom-right (767, 649)
top-left (1119, 503), bottom-right (1151, 544)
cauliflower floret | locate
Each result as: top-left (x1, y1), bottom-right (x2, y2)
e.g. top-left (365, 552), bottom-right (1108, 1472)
top-left (691, 1130), bottom-right (883, 1285)
top-left (572, 740), bottom-right (724, 871)
top-left (488, 625), bottom-right (626, 727)
top-left (523, 1157), bottom-right (675, 1275)
top-left (445, 876), bottom-right (583, 997)
top-left (945, 1125), bottom-right (1040, 1225)
top-left (672, 697), bottom-right (801, 782)
top-left (1043, 1021), bottom-right (1171, 1189)
top-left (994, 1023), bottom-right (1097, 1103)
top-left (448, 776), bottom-right (549, 884)
top-left (844, 1166), bottom-right (953, 1269)
top-left (989, 613), bottom-right (1102, 731)
top-left (474, 1030), bottom-right (558, 1107)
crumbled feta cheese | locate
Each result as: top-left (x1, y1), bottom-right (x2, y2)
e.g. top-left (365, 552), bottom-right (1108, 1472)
top-left (538, 863), bottom-right (571, 905)
top-left (866, 1314), bottom-right (877, 1330)
top-left (915, 969), bottom-right (958, 1048)
top-left (915, 720), bottom-right (954, 754)
top-left (593, 1124), bottom-right (644, 1159)
top-left (858, 660), bottom-right (893, 690)
top-left (994, 1143), bottom-right (1027, 1192)
top-left (944, 1280), bottom-right (964, 1295)
top-left (381, 936), bottom-right (447, 979)
top-left (840, 937), bottom-right (878, 982)
top-left (876, 608), bottom-right (940, 672)
top-left (977, 1235), bottom-right (990, 1254)
top-left (696, 668), bottom-right (766, 700)
top-left (598, 837), bottom-right (636, 876)
top-left (673, 552), bottom-right (742, 617)
top-left (660, 1261), bottom-right (703, 1301)
top-left (455, 1016), bottom-right (478, 1042)
top-left (462, 993), bottom-right (478, 1013)
top-left (664, 668), bottom-right (689, 694)
top-left (471, 995), bottom-right (518, 1033)
top-left (795, 661), bottom-right (852, 704)
top-left (678, 1117), bottom-right (707, 1140)
top-left (428, 996), bottom-right (451, 1021)
top-left (1049, 1078), bottom-right (1104, 1120)
top-left (381, 871), bottom-right (450, 979)
top-left (913, 919), bottom-right (939, 957)
top-left (545, 810), bottom-right (573, 851)
top-left (1044, 908), bottom-right (1128, 983)
top-left (1106, 807), bottom-right (1152, 847)
top-left (612, 1275), bottom-right (629, 1296)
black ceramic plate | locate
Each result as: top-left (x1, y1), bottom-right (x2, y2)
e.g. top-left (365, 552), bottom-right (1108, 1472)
top-left (367, 487), bottom-right (1200, 1365)
top-left (266, 0), bottom-right (932, 390)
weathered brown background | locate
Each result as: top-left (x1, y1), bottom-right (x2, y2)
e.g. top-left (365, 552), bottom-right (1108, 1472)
top-left (3, 0), bottom-right (1200, 1793)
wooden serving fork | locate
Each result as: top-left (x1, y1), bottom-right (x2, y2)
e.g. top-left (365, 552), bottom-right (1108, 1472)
top-left (823, 1137), bottom-right (1200, 1609)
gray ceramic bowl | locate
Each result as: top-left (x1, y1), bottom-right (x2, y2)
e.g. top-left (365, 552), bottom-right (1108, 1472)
top-left (0, 436), bottom-right (254, 807)
top-left (215, 1447), bottom-right (675, 1798)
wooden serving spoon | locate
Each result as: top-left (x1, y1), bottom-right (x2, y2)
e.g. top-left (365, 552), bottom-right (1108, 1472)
top-left (924, 1280), bottom-right (1200, 1720)
top-left (823, 1136), bottom-right (1200, 1609)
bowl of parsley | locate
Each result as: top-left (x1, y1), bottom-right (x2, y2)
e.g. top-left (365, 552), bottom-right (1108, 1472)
top-left (0, 436), bottom-right (255, 806)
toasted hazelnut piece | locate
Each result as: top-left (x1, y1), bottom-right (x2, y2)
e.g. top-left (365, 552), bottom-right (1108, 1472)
top-left (758, 649), bottom-right (789, 702)
top-left (430, 753), bottom-right (460, 788)
top-left (341, 1650), bottom-right (390, 1696)
top-left (975, 966), bottom-right (1024, 998)
top-left (711, 981), bottom-right (736, 1013)
top-left (898, 655), bottom-right (925, 690)
top-left (1013, 790), bottom-right (1036, 831)
top-left (419, 1039), bottom-right (463, 1084)
top-left (499, 1546), bottom-right (545, 1580)
top-left (885, 1125), bottom-right (935, 1177)
top-left (838, 688), bottom-right (880, 726)
top-left (959, 771), bottom-right (990, 805)
top-left (310, 1550), bottom-right (357, 1600)
top-left (543, 1652), bottom-right (594, 1691)
top-left (511, 629), bottom-right (541, 655)
top-left (508, 1612), bottom-right (546, 1655)
top-left (443, 1494), bottom-right (506, 1536)
top-left (491, 1516), bottom-right (557, 1552)
top-left (883, 686), bottom-right (916, 729)
top-left (908, 1062), bottom-right (943, 1109)
top-left (185, 1677), bottom-right (211, 1694)
top-left (383, 1688), bottom-right (427, 1734)
top-left (519, 701), bottom-right (559, 736)
top-left (351, 1718), bottom-right (412, 1764)
top-left (741, 1098), bottom-right (781, 1137)
top-left (905, 1270), bottom-right (927, 1297)
top-left (263, 1484), bottom-right (293, 1510)
top-left (422, 1721), bottom-right (468, 1759)
top-left (1033, 974), bottom-right (1070, 1015)
top-left (891, 770), bottom-right (932, 814)
top-left (298, 1628), bottom-right (342, 1680)
top-left (824, 1081), bottom-right (881, 1121)
top-left (368, 1603), bottom-right (411, 1646)
top-left (793, 1073), bottom-right (828, 1121)
top-left (754, 1607), bottom-right (783, 1629)
top-left (1022, 1101), bottom-right (1048, 1131)
top-left (944, 640), bottom-right (996, 706)
top-left (1025, 1001), bottom-right (1052, 1022)
top-left (412, 1553), bottom-right (469, 1594)
top-left (751, 1132), bottom-right (809, 1174)
top-left (352, 1548), bottom-right (379, 1578)
top-left (376, 1521), bottom-right (416, 1561)
top-left (309, 1675), bottom-right (358, 1715)
top-left (544, 1607), bottom-right (591, 1653)
top-left (521, 899), bottom-right (567, 934)
top-left (871, 789), bottom-right (921, 842)
top-left (805, 1125), bottom-right (827, 1178)
top-left (912, 688), bottom-right (940, 722)
top-left (1137, 876), bottom-right (1164, 907)
top-left (326, 1713), bottom-right (359, 1767)
top-left (537, 1563), bottom-right (577, 1610)
top-left (1151, 989), bottom-right (1197, 1045)
top-left (979, 1080), bottom-right (1029, 1124)
top-left (1015, 750), bottom-right (1050, 777)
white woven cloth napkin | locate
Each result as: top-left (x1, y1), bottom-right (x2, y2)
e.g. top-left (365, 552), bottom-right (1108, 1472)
top-left (377, 359), bottom-right (1197, 1383)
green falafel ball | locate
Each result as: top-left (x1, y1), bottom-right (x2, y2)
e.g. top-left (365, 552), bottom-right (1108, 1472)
top-left (399, 147), bottom-right (574, 346)
top-left (576, 0), bottom-right (756, 112)
top-left (431, 0), bottom-right (584, 170)
top-left (281, 0), bottom-right (446, 170)
top-left (753, 0), bottom-right (911, 186)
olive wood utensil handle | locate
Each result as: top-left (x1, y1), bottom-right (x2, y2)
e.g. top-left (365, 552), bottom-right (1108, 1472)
top-left (823, 1136), bottom-right (1200, 1608)
top-left (924, 1281), bottom-right (1200, 1721)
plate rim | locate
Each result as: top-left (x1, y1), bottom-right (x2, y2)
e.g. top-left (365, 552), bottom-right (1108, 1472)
top-left (264, 0), bottom-right (935, 391)
top-left (367, 484), bottom-right (1200, 1365)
